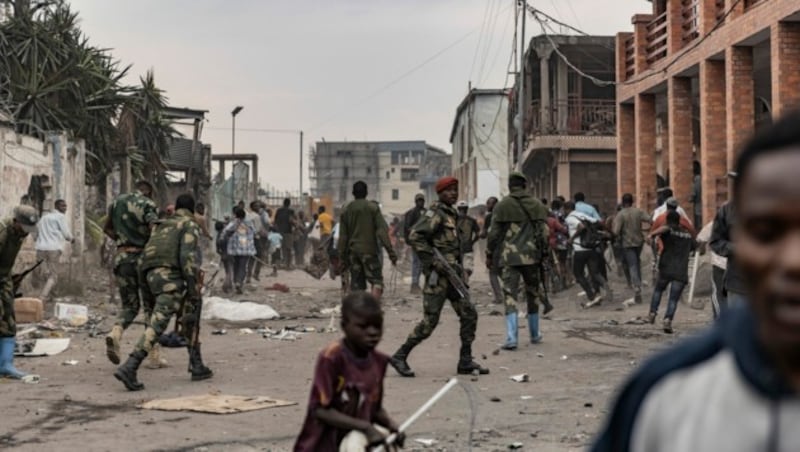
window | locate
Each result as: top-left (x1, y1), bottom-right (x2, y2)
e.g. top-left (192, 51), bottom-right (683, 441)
top-left (392, 189), bottom-right (399, 200)
top-left (386, 171), bottom-right (390, 179)
top-left (367, 166), bottom-right (372, 175)
top-left (343, 167), bottom-right (349, 177)
top-left (401, 168), bottom-right (419, 181)
top-left (391, 167), bottom-right (396, 173)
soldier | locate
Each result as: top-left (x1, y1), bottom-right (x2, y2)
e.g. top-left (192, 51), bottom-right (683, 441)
top-left (0, 206), bottom-right (39, 379)
top-left (487, 172), bottom-right (552, 350)
top-left (114, 193), bottom-right (212, 391)
top-left (337, 181), bottom-right (397, 300)
top-left (403, 194), bottom-right (427, 293)
top-left (456, 201), bottom-right (480, 284)
top-left (389, 176), bottom-right (489, 377)
top-left (103, 180), bottom-right (162, 367)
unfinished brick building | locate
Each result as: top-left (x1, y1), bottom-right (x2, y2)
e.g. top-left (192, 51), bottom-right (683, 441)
top-left (616, 0), bottom-right (800, 224)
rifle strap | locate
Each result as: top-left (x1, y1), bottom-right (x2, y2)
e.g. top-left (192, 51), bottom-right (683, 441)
top-left (510, 196), bottom-right (547, 258)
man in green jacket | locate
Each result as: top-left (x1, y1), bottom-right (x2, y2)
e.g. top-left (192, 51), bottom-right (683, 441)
top-left (0, 206), bottom-right (39, 379)
top-left (487, 172), bottom-right (552, 350)
top-left (337, 181), bottom-right (397, 300)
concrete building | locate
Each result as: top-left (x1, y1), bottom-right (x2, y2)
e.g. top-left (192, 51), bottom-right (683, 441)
top-left (450, 89), bottom-right (510, 206)
top-left (510, 35), bottom-right (618, 215)
top-left (310, 141), bottom-right (449, 217)
top-left (616, 0), bottom-right (800, 223)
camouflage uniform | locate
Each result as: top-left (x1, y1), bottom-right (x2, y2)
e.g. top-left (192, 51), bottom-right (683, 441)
top-left (337, 199), bottom-right (397, 292)
top-left (135, 208), bottom-right (201, 355)
top-left (487, 188), bottom-right (550, 315)
top-left (0, 219), bottom-right (28, 337)
top-left (394, 202), bottom-right (480, 365)
top-left (107, 190), bottom-right (158, 329)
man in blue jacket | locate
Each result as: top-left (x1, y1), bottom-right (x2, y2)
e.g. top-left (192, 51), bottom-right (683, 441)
top-left (592, 109), bottom-right (800, 452)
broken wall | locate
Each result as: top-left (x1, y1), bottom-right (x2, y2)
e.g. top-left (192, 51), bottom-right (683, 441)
top-left (0, 126), bottom-right (86, 272)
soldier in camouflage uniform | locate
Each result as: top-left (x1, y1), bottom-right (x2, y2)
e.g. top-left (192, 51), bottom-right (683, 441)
top-left (389, 177), bottom-right (489, 377)
top-left (103, 180), bottom-right (159, 366)
top-left (487, 172), bottom-right (552, 350)
top-left (114, 193), bottom-right (212, 391)
top-left (337, 181), bottom-right (397, 300)
top-left (0, 206), bottom-right (39, 379)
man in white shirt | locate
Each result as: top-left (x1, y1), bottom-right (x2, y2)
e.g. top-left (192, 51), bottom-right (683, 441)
top-left (35, 199), bottom-right (73, 300)
top-left (565, 201), bottom-right (610, 307)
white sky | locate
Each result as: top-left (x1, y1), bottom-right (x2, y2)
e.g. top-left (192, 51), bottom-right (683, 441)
top-left (69, 0), bottom-right (646, 193)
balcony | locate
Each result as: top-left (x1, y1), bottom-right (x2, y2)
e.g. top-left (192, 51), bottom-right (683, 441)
top-left (646, 11), bottom-right (668, 64)
top-left (682, 0), bottom-right (700, 46)
top-left (624, 35), bottom-right (635, 80)
top-left (745, 0), bottom-right (766, 8)
top-left (527, 99), bottom-right (616, 137)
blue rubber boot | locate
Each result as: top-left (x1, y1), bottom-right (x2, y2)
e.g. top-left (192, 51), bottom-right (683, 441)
top-left (501, 313), bottom-right (518, 350)
top-left (528, 314), bottom-right (543, 344)
top-left (0, 337), bottom-right (27, 379)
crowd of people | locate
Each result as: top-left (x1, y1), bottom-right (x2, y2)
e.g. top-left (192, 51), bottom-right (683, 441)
top-left (0, 112), bottom-right (798, 451)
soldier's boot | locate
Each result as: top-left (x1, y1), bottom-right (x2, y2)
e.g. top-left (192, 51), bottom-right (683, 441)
top-left (501, 314), bottom-right (518, 350)
top-left (114, 350), bottom-right (147, 391)
top-left (0, 337), bottom-right (28, 379)
top-left (144, 343), bottom-right (169, 369)
top-left (105, 325), bottom-right (123, 365)
top-left (389, 343), bottom-right (416, 377)
top-left (187, 344), bottom-right (213, 381)
top-left (528, 314), bottom-right (543, 344)
top-left (371, 287), bottom-right (383, 301)
top-left (457, 344), bottom-right (489, 375)
top-left (542, 298), bottom-right (554, 316)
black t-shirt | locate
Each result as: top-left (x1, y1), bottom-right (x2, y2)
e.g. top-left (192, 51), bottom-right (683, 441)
top-left (274, 207), bottom-right (295, 234)
top-left (658, 226), bottom-right (696, 283)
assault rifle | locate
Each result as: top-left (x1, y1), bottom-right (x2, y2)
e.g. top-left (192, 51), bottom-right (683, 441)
top-left (179, 269), bottom-right (212, 348)
top-left (431, 249), bottom-right (470, 303)
top-left (11, 260), bottom-right (44, 297)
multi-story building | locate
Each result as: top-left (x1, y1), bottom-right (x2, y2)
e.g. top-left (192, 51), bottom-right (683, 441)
top-left (450, 89), bottom-right (510, 206)
top-left (509, 35), bottom-right (618, 215)
top-left (616, 0), bottom-right (800, 224)
top-left (309, 140), bottom-right (449, 217)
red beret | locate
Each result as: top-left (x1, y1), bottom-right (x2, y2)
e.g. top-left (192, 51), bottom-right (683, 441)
top-left (435, 176), bottom-right (458, 193)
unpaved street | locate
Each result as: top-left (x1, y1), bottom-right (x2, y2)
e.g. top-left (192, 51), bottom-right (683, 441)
top-left (1, 259), bottom-right (712, 452)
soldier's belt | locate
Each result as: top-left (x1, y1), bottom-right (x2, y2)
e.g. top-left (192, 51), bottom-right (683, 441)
top-left (118, 246), bottom-right (144, 253)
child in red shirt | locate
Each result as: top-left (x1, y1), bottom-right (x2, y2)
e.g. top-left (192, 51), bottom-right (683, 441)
top-left (294, 292), bottom-right (403, 451)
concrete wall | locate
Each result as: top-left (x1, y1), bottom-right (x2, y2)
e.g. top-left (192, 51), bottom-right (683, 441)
top-left (0, 126), bottom-right (86, 270)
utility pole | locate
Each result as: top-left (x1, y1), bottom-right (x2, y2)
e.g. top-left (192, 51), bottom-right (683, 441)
top-left (516, 0), bottom-right (527, 168)
top-left (299, 130), bottom-right (304, 196)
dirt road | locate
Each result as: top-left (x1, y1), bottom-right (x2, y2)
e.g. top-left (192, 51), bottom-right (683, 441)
top-left (1, 260), bottom-right (712, 451)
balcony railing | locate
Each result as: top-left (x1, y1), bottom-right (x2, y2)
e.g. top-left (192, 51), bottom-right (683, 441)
top-left (646, 11), bottom-right (668, 64)
top-left (715, 0), bottom-right (726, 21)
top-left (624, 35), bottom-right (635, 80)
top-left (682, 0), bottom-right (700, 45)
top-left (745, 0), bottom-right (766, 9)
top-left (527, 99), bottom-right (616, 136)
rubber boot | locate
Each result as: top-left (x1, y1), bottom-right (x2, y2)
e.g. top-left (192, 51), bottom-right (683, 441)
top-left (144, 343), bottom-right (169, 369)
top-left (187, 344), bottom-right (214, 381)
top-left (457, 343), bottom-right (489, 375)
top-left (389, 343), bottom-right (416, 377)
top-left (105, 325), bottom-right (123, 365)
top-left (114, 350), bottom-right (147, 391)
top-left (0, 337), bottom-right (27, 379)
top-left (528, 314), bottom-right (543, 344)
top-left (500, 314), bottom-right (518, 350)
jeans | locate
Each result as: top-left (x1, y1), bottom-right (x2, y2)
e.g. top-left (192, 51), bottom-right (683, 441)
top-left (622, 246), bottom-right (643, 291)
top-left (650, 278), bottom-right (687, 320)
top-left (411, 251), bottom-right (422, 286)
top-left (711, 265), bottom-right (727, 319)
top-left (573, 250), bottom-right (607, 300)
top-left (231, 256), bottom-right (249, 287)
top-left (727, 291), bottom-right (748, 309)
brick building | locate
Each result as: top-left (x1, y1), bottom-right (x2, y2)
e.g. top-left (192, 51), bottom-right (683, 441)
top-left (616, 0), bottom-right (800, 224)
top-left (511, 35), bottom-right (618, 215)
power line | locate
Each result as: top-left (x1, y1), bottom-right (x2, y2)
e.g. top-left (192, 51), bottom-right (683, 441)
top-left (476, 0), bottom-right (503, 85)
top-left (480, 1), bottom-right (515, 86)
top-left (206, 126), bottom-right (298, 134)
top-left (469, 0), bottom-right (493, 82)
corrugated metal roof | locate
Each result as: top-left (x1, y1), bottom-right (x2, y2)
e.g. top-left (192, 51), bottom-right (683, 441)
top-left (163, 138), bottom-right (204, 170)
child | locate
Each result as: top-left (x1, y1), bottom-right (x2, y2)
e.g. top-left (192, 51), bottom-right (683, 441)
top-left (267, 226), bottom-right (282, 277)
top-left (647, 210), bottom-right (697, 333)
top-left (294, 292), bottom-right (403, 452)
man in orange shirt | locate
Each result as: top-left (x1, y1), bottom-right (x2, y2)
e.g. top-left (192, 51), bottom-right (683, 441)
top-left (317, 206), bottom-right (334, 246)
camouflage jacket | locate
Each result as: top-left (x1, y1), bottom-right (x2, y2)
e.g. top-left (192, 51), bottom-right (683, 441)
top-left (408, 201), bottom-right (461, 270)
top-left (108, 190), bottom-right (158, 248)
top-left (457, 215), bottom-right (480, 253)
top-left (0, 219), bottom-right (27, 277)
top-left (337, 199), bottom-right (396, 261)
top-left (140, 209), bottom-right (200, 281)
top-left (487, 188), bottom-right (549, 266)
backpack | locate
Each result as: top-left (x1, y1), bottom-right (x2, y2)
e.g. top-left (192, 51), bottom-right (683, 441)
top-left (579, 219), bottom-right (604, 249)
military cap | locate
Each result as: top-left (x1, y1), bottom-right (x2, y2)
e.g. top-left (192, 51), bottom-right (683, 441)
top-left (435, 176), bottom-right (458, 193)
top-left (509, 171), bottom-right (527, 183)
top-left (13, 205), bottom-right (39, 234)
top-left (414, 193), bottom-right (425, 201)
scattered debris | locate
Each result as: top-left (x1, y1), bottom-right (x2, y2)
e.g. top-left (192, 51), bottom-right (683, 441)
top-left (560, 355), bottom-right (568, 361)
top-left (62, 359), bottom-right (79, 366)
top-left (414, 438), bottom-right (438, 447)
top-left (520, 395), bottom-right (533, 400)
top-left (510, 374), bottom-right (529, 383)
top-left (320, 306), bottom-right (341, 315)
top-left (16, 338), bottom-right (70, 357)
top-left (584, 402), bottom-right (593, 408)
top-left (602, 319), bottom-right (619, 326)
top-left (509, 442), bottom-right (524, 449)
top-left (211, 329), bottom-right (227, 335)
top-left (202, 297), bottom-right (279, 321)
top-left (139, 394), bottom-right (297, 414)
top-left (492, 348), bottom-right (500, 356)
top-left (624, 317), bottom-right (647, 325)
top-left (490, 397), bottom-right (501, 402)
top-left (488, 310), bottom-right (503, 316)
top-left (265, 283), bottom-right (290, 293)
top-left (54, 302), bottom-right (88, 325)
top-left (238, 328), bottom-right (254, 335)
top-left (536, 352), bottom-right (544, 358)
top-left (14, 298), bottom-right (43, 323)
top-left (21, 375), bottom-right (40, 384)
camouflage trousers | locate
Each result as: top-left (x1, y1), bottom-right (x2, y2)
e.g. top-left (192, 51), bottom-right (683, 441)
top-left (403, 271), bottom-right (477, 348)
top-left (134, 267), bottom-right (194, 354)
top-left (0, 277), bottom-right (15, 337)
top-left (502, 264), bottom-right (543, 315)
top-left (113, 251), bottom-right (154, 330)
top-left (348, 253), bottom-right (383, 291)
